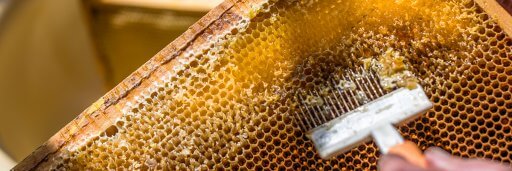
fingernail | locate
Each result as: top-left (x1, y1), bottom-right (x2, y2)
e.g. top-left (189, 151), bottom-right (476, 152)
top-left (379, 155), bottom-right (391, 165)
top-left (426, 147), bottom-right (450, 158)
top-left (379, 154), bottom-right (399, 167)
top-left (425, 147), bottom-right (456, 170)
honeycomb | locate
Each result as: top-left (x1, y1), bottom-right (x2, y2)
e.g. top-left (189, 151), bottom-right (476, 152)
top-left (16, 0), bottom-right (512, 170)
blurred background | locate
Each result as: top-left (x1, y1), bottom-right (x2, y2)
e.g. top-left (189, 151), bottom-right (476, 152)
top-left (0, 0), bottom-right (222, 168)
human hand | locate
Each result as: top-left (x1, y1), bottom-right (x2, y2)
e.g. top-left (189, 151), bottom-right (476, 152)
top-left (379, 147), bottom-right (511, 171)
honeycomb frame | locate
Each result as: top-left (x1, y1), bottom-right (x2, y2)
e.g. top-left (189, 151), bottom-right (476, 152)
top-left (14, 0), bottom-right (512, 170)
top-left (13, 0), bottom-right (265, 169)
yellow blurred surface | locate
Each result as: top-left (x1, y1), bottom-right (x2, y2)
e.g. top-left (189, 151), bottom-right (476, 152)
top-left (97, 0), bottom-right (223, 12)
top-left (0, 0), bottom-right (217, 163)
top-left (0, 0), bottom-right (106, 162)
top-left (90, 5), bottom-right (206, 86)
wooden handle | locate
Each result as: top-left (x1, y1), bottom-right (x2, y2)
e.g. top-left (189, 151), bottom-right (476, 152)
top-left (388, 141), bottom-right (427, 168)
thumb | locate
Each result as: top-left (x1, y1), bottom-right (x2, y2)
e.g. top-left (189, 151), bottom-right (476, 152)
top-left (424, 147), bottom-right (463, 170)
top-left (425, 147), bottom-right (512, 171)
top-left (379, 154), bottom-right (425, 171)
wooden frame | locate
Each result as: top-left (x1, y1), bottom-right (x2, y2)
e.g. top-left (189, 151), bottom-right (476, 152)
top-left (475, 0), bottom-right (512, 36)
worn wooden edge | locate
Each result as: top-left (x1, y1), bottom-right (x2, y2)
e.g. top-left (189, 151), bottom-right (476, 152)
top-left (12, 0), bottom-right (269, 170)
top-left (475, 0), bottom-right (512, 36)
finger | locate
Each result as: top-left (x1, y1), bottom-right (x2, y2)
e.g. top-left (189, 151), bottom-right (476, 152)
top-left (457, 160), bottom-right (512, 171)
top-left (425, 147), bottom-right (463, 170)
top-left (425, 147), bottom-right (512, 171)
top-left (379, 154), bottom-right (425, 171)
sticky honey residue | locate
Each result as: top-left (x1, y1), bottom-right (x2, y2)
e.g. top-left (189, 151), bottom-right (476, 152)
top-left (303, 95), bottom-right (324, 106)
top-left (336, 80), bottom-right (357, 91)
top-left (363, 48), bottom-right (418, 90)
